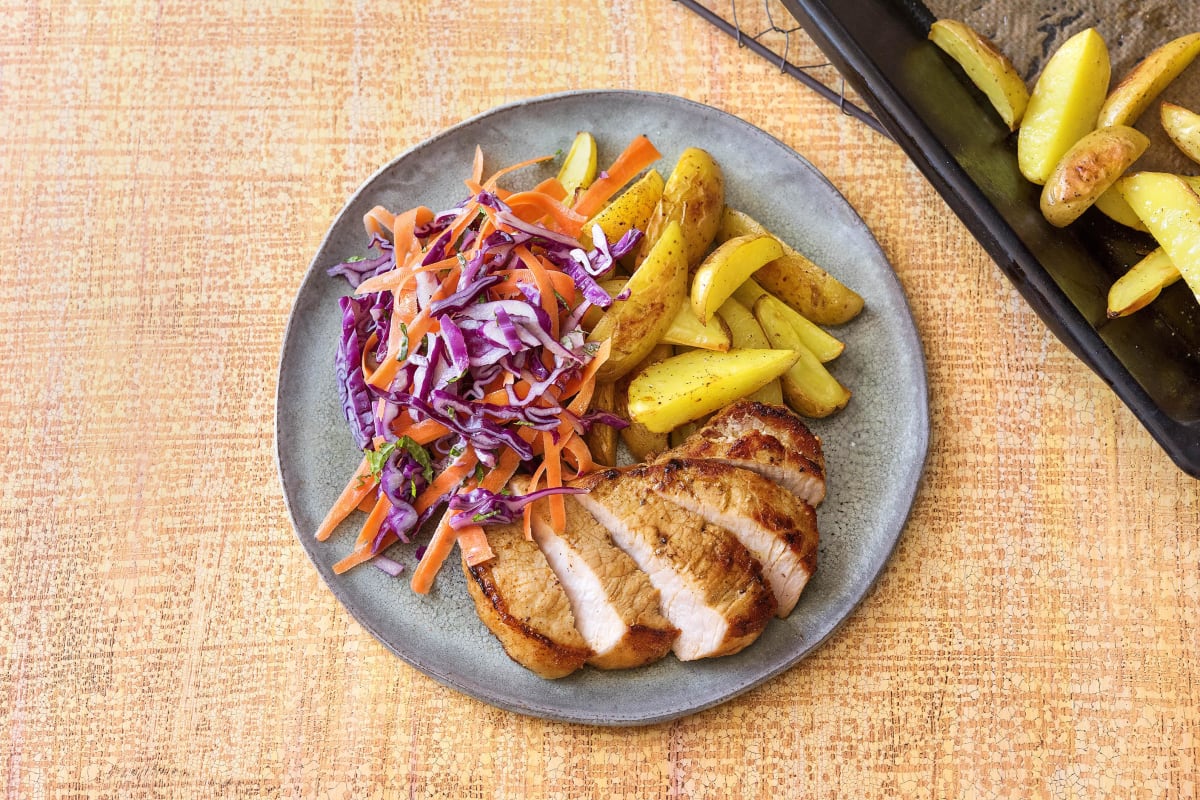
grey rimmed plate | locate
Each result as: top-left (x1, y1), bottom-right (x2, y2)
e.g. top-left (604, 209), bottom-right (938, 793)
top-left (276, 90), bottom-right (928, 726)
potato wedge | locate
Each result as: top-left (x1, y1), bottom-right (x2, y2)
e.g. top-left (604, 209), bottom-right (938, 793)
top-left (588, 221), bottom-right (687, 382)
top-left (579, 168), bottom-right (664, 251)
top-left (1098, 33), bottom-right (1200, 128)
top-left (718, 208), bottom-right (863, 325)
top-left (716, 297), bottom-right (783, 405)
top-left (616, 344), bottom-right (673, 460)
top-left (638, 148), bottom-right (725, 268)
top-left (626, 348), bottom-right (800, 433)
top-left (661, 305), bottom-right (731, 350)
top-left (1017, 28), bottom-right (1110, 185)
top-left (557, 131), bottom-right (597, 198)
top-left (1107, 248), bottom-right (1180, 318)
top-left (584, 381), bottom-right (619, 467)
top-left (754, 296), bottom-right (850, 418)
top-left (1117, 172), bottom-right (1200, 305)
top-left (1162, 102), bottom-right (1200, 166)
top-left (1093, 186), bottom-right (1150, 232)
top-left (753, 293), bottom-right (844, 363)
top-left (1039, 125), bottom-right (1148, 227)
top-left (579, 278), bottom-right (627, 332)
top-left (690, 235), bottom-right (783, 324)
top-left (928, 19), bottom-right (1030, 131)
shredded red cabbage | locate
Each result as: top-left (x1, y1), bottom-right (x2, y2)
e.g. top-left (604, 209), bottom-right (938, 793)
top-left (327, 169), bottom-right (652, 574)
top-left (447, 486), bottom-right (586, 529)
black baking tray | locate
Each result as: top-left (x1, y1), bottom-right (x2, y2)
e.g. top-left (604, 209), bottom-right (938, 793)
top-left (784, 0), bottom-right (1200, 477)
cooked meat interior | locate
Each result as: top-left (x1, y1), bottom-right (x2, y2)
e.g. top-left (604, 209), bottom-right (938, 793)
top-left (660, 400), bottom-right (827, 506)
top-left (462, 521), bottom-right (591, 679)
top-left (527, 496), bottom-right (678, 670)
top-left (643, 458), bottom-right (818, 617)
top-left (572, 468), bottom-right (777, 661)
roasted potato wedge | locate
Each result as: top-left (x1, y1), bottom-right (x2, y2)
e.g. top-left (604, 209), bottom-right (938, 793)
top-left (690, 234), bottom-right (783, 324)
top-left (638, 148), bottom-right (725, 268)
top-left (753, 293), bottom-right (844, 363)
top-left (557, 131), bottom-right (597, 198)
top-left (1018, 28), bottom-right (1111, 185)
top-left (928, 19), bottom-right (1029, 130)
top-left (754, 296), bottom-right (850, 418)
top-left (716, 297), bottom-right (783, 405)
top-left (579, 168), bottom-right (664, 251)
top-left (661, 305), bottom-right (731, 351)
top-left (1093, 186), bottom-right (1150, 232)
top-left (1107, 248), bottom-right (1180, 318)
top-left (1039, 125), bottom-right (1148, 227)
top-left (1117, 172), bottom-right (1200, 305)
top-left (626, 348), bottom-right (800, 433)
top-left (585, 381), bottom-right (619, 467)
top-left (1162, 102), bottom-right (1200, 166)
top-left (615, 344), bottom-right (673, 460)
top-left (1098, 33), bottom-right (1200, 128)
top-left (589, 221), bottom-right (687, 382)
top-left (718, 208), bottom-right (863, 325)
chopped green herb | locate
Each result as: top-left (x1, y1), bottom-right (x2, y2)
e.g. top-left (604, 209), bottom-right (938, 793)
top-left (472, 510), bottom-right (503, 523)
top-left (346, 255), bottom-right (367, 263)
top-left (395, 322), bottom-right (409, 361)
top-left (365, 440), bottom-right (400, 477)
top-left (397, 436), bottom-right (434, 483)
top-left (474, 463), bottom-right (486, 482)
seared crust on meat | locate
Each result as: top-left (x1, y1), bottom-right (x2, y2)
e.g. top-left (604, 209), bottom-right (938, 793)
top-left (528, 495), bottom-right (677, 670)
top-left (661, 400), bottom-right (827, 506)
top-left (462, 522), bottom-right (591, 679)
top-left (572, 468), bottom-right (776, 660)
top-left (645, 459), bottom-right (818, 616)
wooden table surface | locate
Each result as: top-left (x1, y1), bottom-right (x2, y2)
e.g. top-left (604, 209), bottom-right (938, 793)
top-left (3, 1), bottom-right (1198, 797)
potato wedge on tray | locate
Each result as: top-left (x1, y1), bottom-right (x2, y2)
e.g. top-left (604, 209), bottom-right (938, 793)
top-left (1118, 173), bottom-right (1200, 306)
top-left (1097, 33), bottom-right (1200, 128)
top-left (690, 234), bottom-right (783, 324)
top-left (1162, 102), bottom-right (1200, 167)
top-left (1039, 125), bottom-right (1148, 228)
top-left (661, 305), bottom-right (731, 351)
top-left (580, 168), bottom-right (663, 251)
top-left (1017, 27), bottom-right (1110, 185)
top-left (928, 18), bottom-right (1029, 131)
top-left (1108, 248), bottom-right (1180, 318)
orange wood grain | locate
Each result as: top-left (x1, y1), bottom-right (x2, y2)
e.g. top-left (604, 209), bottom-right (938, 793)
top-left (1, 1), bottom-right (1196, 797)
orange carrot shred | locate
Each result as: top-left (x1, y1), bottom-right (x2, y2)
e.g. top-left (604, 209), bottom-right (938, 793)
top-left (514, 246), bottom-right (561, 339)
top-left (573, 135), bottom-right (661, 218)
top-left (410, 509), bottom-right (459, 594)
top-left (332, 494), bottom-right (392, 574)
top-left (315, 456), bottom-right (377, 541)
top-left (471, 145), bottom-right (484, 185)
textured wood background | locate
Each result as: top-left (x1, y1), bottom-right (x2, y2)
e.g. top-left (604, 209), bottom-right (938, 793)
top-left (3, 1), bottom-right (1198, 797)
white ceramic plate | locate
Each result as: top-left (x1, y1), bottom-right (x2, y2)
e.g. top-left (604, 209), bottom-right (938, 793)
top-left (276, 91), bottom-right (928, 725)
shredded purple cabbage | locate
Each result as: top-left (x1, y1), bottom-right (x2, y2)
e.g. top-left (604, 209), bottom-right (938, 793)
top-left (447, 485), bottom-right (586, 529)
top-left (326, 173), bottom-right (652, 576)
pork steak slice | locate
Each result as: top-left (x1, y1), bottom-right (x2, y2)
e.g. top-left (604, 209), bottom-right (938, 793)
top-left (572, 468), bottom-right (777, 661)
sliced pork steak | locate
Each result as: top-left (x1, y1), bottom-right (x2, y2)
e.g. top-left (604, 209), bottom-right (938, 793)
top-left (660, 400), bottom-right (827, 506)
top-left (572, 468), bottom-right (777, 661)
top-left (526, 495), bottom-right (678, 669)
top-left (642, 458), bottom-right (818, 617)
top-left (462, 521), bottom-right (591, 679)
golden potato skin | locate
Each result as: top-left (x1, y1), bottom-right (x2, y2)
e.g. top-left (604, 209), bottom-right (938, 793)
top-left (1017, 27), bottom-right (1110, 185)
top-left (1039, 125), bottom-right (1149, 228)
top-left (1098, 33), bottom-right (1200, 128)
top-left (928, 18), bottom-right (1029, 130)
top-left (579, 169), bottom-right (664, 251)
top-left (615, 344), bottom-right (674, 460)
top-left (638, 148), bottom-right (725, 269)
top-left (585, 381), bottom-right (619, 467)
top-left (589, 221), bottom-right (687, 382)
top-left (718, 208), bottom-right (863, 325)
